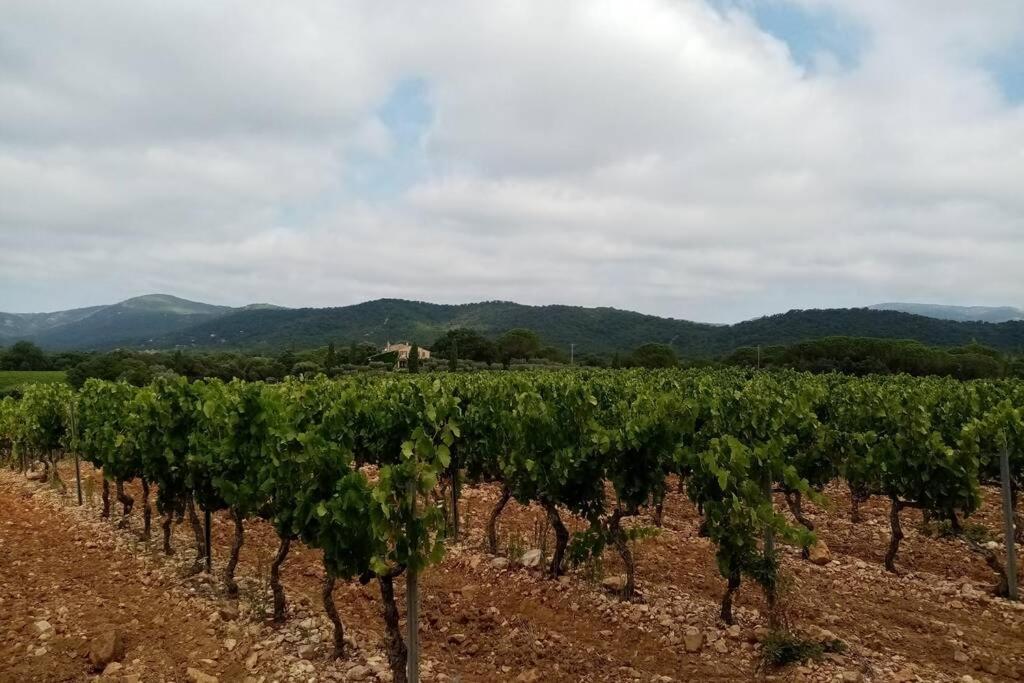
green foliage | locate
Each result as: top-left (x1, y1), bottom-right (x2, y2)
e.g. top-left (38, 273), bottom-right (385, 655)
top-left (628, 343), bottom-right (678, 368)
top-left (6, 364), bottom-right (1024, 645)
top-left (498, 328), bottom-right (542, 366)
top-left (760, 630), bottom-right (845, 668)
top-left (726, 336), bottom-right (1012, 379)
top-left (432, 328), bottom-right (495, 365)
top-left (407, 344), bottom-right (420, 374)
top-left (0, 341), bottom-right (50, 370)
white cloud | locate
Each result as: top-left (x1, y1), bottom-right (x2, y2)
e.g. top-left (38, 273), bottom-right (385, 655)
top-left (1, 0), bottom-right (1022, 322)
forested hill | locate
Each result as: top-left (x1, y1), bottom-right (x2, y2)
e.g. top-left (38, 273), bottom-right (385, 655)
top-left (147, 300), bottom-right (1024, 356)
top-left (152, 299), bottom-right (720, 354)
top-left (5, 296), bottom-right (1024, 356)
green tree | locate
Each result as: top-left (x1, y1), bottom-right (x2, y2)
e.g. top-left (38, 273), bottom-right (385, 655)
top-left (448, 336), bottom-right (458, 372)
top-left (324, 342), bottom-right (338, 370)
top-left (407, 344), bottom-right (420, 374)
top-left (432, 328), bottom-right (497, 365)
top-left (1, 341), bottom-right (49, 371)
top-left (630, 343), bottom-right (678, 368)
top-left (498, 328), bottom-right (542, 367)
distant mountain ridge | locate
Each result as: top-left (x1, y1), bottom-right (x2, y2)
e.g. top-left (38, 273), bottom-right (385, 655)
top-left (3, 294), bottom-right (1024, 356)
top-left (869, 302), bottom-right (1024, 324)
top-left (0, 294), bottom-right (283, 349)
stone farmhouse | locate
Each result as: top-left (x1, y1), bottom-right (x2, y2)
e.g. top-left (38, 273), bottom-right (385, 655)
top-left (382, 342), bottom-right (431, 369)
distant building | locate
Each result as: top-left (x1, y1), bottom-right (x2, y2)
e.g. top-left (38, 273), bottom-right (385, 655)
top-left (382, 342), bottom-right (430, 369)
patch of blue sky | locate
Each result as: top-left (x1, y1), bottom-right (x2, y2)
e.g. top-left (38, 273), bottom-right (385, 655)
top-left (984, 48), bottom-right (1024, 104)
top-left (707, 0), bottom-right (866, 72)
top-left (347, 76), bottom-right (434, 201)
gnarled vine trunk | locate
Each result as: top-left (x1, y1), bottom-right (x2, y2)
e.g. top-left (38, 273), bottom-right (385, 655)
top-left (967, 538), bottom-right (1011, 597)
top-left (379, 572), bottom-right (408, 683)
top-left (608, 509), bottom-right (635, 599)
top-left (224, 509), bottom-right (244, 597)
top-left (486, 485), bottom-right (511, 555)
top-left (884, 495), bottom-right (904, 573)
top-left (784, 490), bottom-right (814, 531)
top-left (140, 478), bottom-right (152, 541)
top-left (720, 567), bottom-right (741, 625)
top-left (186, 496), bottom-right (206, 574)
top-left (322, 573), bottom-right (346, 658)
top-left (101, 478), bottom-right (111, 518)
top-left (161, 509), bottom-right (174, 555)
top-left (115, 479), bottom-right (134, 528)
top-left (271, 536), bottom-right (291, 623)
top-left (652, 489), bottom-right (665, 528)
top-left (785, 489), bottom-right (813, 559)
top-left (849, 482), bottom-right (869, 523)
top-left (543, 500), bottom-right (569, 578)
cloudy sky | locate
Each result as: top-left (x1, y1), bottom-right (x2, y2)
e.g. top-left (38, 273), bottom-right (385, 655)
top-left (2, 0), bottom-right (1022, 323)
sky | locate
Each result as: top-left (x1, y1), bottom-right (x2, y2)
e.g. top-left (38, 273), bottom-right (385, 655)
top-left (1, 0), bottom-right (1022, 323)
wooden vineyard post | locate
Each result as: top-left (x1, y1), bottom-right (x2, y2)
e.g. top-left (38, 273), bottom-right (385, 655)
top-left (1001, 443), bottom-right (1019, 601)
top-left (763, 472), bottom-right (778, 628)
top-left (407, 479), bottom-right (420, 683)
top-left (74, 450), bottom-right (82, 506)
top-left (70, 406), bottom-right (82, 506)
top-left (450, 452), bottom-right (460, 540)
top-left (205, 508), bottom-right (213, 574)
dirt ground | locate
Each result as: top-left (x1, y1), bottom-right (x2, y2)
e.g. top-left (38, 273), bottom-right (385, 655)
top-left (1, 463), bottom-right (1022, 683)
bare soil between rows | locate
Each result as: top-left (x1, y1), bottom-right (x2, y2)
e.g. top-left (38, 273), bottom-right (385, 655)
top-left (1, 463), bottom-right (1022, 683)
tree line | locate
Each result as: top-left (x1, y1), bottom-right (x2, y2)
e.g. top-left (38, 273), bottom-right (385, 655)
top-left (4, 331), bottom-right (1023, 398)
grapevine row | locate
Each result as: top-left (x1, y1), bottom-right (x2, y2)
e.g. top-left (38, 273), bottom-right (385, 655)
top-left (0, 368), bottom-right (1021, 678)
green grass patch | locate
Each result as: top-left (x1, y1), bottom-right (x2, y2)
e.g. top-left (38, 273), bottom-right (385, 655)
top-left (760, 630), bottom-right (845, 668)
top-left (0, 370), bottom-right (68, 392)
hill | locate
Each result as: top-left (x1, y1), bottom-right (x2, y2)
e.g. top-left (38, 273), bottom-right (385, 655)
top-left (153, 300), bottom-right (1024, 356)
top-left (153, 299), bottom-right (720, 355)
top-left (4, 296), bottom-right (1024, 356)
top-left (869, 302), bottom-right (1024, 323)
top-left (0, 305), bottom-right (106, 342)
top-left (2, 295), bottom-right (238, 349)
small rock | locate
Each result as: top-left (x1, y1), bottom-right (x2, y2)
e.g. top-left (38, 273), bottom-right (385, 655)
top-left (102, 662), bottom-right (123, 676)
top-left (954, 650), bottom-right (970, 663)
top-left (520, 549), bottom-right (543, 568)
top-left (515, 670), bottom-right (540, 683)
top-left (808, 539), bottom-right (832, 566)
top-left (186, 668), bottom-right (219, 683)
top-left (347, 664), bottom-right (371, 681)
top-left (713, 639), bottom-right (728, 654)
top-left (601, 575), bottom-right (627, 593)
top-left (223, 638), bottom-right (237, 651)
top-left (33, 620), bottom-right (53, 636)
top-left (981, 660), bottom-right (1000, 676)
top-left (840, 671), bottom-right (861, 683)
top-left (219, 606), bottom-right (239, 621)
top-left (893, 667), bottom-right (917, 682)
top-left (683, 627), bottom-right (703, 653)
top-left (89, 630), bottom-right (125, 670)
top-left (490, 557), bottom-right (510, 570)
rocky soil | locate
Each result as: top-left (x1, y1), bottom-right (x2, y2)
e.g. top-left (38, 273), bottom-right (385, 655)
top-left (1, 464), bottom-right (1022, 682)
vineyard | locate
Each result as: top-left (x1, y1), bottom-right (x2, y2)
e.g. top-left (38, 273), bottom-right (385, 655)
top-left (1, 368), bottom-right (1022, 682)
